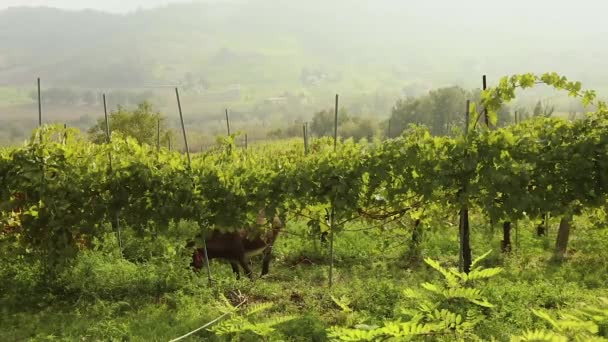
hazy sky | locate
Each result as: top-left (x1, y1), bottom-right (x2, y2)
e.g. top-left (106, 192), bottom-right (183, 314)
top-left (1, 0), bottom-right (607, 20)
top-left (1, 0), bottom-right (607, 14)
top-left (0, 0), bottom-right (215, 13)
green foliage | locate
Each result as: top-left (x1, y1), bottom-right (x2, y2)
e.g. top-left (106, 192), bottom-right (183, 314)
top-left (3, 72), bottom-right (608, 271)
top-left (267, 123), bottom-right (304, 139)
top-left (310, 107), bottom-right (377, 141)
top-left (390, 86), bottom-right (475, 136)
top-left (208, 299), bottom-right (296, 340)
top-left (311, 108), bottom-right (349, 137)
top-left (1, 203), bottom-right (608, 341)
top-left (533, 100), bottom-right (555, 118)
top-left (512, 297), bottom-right (608, 342)
top-left (3, 71), bottom-right (608, 341)
top-left (87, 101), bottom-right (173, 147)
top-left (327, 251), bottom-right (501, 341)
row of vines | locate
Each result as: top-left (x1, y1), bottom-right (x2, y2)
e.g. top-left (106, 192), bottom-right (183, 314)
top-left (1, 72), bottom-right (607, 273)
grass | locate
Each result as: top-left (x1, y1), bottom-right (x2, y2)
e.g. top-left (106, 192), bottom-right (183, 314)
top-left (1, 213), bottom-right (608, 341)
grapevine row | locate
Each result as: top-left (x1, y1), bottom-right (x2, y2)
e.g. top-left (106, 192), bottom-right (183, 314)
top-left (1, 73), bottom-right (607, 266)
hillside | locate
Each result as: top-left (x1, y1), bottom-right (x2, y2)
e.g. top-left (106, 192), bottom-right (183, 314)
top-left (1, 1), bottom-right (608, 146)
top-left (3, 1), bottom-right (608, 92)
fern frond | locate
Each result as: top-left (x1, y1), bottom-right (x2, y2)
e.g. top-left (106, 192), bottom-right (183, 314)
top-left (471, 250), bottom-right (493, 269)
top-left (327, 326), bottom-right (379, 341)
top-left (208, 315), bottom-right (247, 335)
top-left (465, 267), bottom-right (503, 281)
top-left (332, 295), bottom-right (354, 313)
top-left (426, 309), bottom-right (463, 330)
top-left (510, 329), bottom-right (568, 342)
top-left (244, 302), bottom-right (273, 317)
top-left (416, 301), bottom-right (438, 314)
top-left (437, 287), bottom-right (494, 308)
top-left (248, 315), bottom-right (296, 336)
top-left (353, 324), bottom-right (380, 330)
top-left (468, 298), bottom-right (495, 308)
top-left (449, 267), bottom-right (467, 281)
top-left (533, 309), bottom-right (562, 330)
top-left (215, 293), bottom-right (237, 313)
top-left (328, 320), bottom-right (444, 341)
top-left (377, 321), bottom-right (439, 337)
top-left (421, 282), bottom-right (443, 295)
top-left (555, 318), bottom-right (598, 334)
top-left (462, 310), bottom-right (484, 329)
top-left (403, 288), bottom-right (425, 299)
top-left (424, 258), bottom-right (460, 287)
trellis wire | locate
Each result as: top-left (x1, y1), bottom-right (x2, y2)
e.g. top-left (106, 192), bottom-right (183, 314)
top-left (168, 299), bottom-right (247, 342)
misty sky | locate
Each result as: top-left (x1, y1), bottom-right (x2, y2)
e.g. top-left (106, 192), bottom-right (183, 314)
top-left (1, 0), bottom-right (607, 17)
top-left (0, 0), bottom-right (216, 13)
top-left (0, 0), bottom-right (606, 34)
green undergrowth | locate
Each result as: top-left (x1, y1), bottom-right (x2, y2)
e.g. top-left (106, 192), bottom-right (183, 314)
top-left (1, 216), bottom-right (608, 341)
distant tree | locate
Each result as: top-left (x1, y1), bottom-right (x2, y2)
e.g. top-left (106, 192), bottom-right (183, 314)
top-left (390, 86), bottom-right (468, 136)
top-left (389, 97), bottom-right (433, 135)
top-left (267, 123), bottom-right (302, 139)
top-left (428, 86), bottom-right (467, 135)
top-left (340, 118), bottom-right (377, 141)
top-left (308, 108), bottom-right (378, 141)
top-left (310, 108), bottom-right (349, 137)
top-left (88, 102), bottom-right (173, 146)
top-left (513, 106), bottom-right (530, 123)
top-left (533, 100), bottom-right (555, 118)
top-left (30, 88), bottom-right (79, 106)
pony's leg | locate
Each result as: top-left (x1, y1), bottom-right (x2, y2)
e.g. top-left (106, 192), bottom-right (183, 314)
top-left (238, 257), bottom-right (253, 279)
top-left (230, 261), bottom-right (241, 280)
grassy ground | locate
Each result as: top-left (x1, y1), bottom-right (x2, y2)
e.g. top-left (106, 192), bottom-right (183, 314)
top-left (1, 213), bottom-right (608, 341)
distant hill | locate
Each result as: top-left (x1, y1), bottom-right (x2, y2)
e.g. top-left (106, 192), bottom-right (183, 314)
top-left (2, 1), bottom-right (608, 145)
top-left (1, 1), bottom-right (608, 101)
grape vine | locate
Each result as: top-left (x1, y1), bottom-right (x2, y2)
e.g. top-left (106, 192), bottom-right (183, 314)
top-left (1, 72), bottom-right (607, 271)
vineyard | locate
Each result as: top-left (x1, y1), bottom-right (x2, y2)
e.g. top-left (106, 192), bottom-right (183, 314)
top-left (2, 73), bottom-right (608, 341)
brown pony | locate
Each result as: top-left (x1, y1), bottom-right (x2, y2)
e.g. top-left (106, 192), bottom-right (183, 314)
top-left (189, 211), bottom-right (283, 279)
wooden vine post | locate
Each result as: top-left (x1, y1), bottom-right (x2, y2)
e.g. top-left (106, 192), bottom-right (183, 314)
top-left (225, 108), bottom-right (231, 136)
top-left (37, 77), bottom-right (45, 233)
top-left (103, 94), bottom-right (123, 253)
top-left (483, 75), bottom-right (489, 127)
top-left (459, 99), bottom-right (472, 273)
top-left (329, 94), bottom-right (338, 288)
top-left (176, 88), bottom-right (213, 285)
top-left (37, 77), bottom-right (42, 127)
top-left (482, 74), bottom-right (513, 253)
top-left (156, 118), bottom-right (161, 152)
top-left (305, 122), bottom-right (310, 154)
top-left (554, 213), bottom-right (572, 261)
top-left (303, 123), bottom-right (309, 155)
top-left (225, 108), bottom-right (232, 153)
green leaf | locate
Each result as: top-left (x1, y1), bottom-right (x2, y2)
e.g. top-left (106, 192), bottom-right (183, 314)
top-left (488, 110), bottom-right (498, 126)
